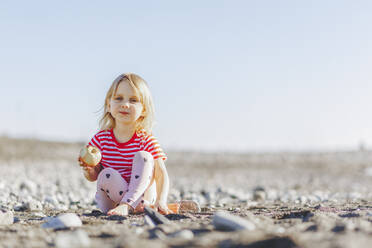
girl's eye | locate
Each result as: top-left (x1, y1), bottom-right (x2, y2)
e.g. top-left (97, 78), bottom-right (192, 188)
top-left (130, 98), bottom-right (138, 103)
top-left (114, 97), bottom-right (122, 101)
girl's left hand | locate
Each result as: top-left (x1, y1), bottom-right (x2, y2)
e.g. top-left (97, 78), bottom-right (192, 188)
top-left (154, 201), bottom-right (170, 215)
top-left (107, 203), bottom-right (131, 216)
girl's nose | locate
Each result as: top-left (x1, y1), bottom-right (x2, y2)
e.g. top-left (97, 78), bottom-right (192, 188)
top-left (122, 101), bottom-right (130, 108)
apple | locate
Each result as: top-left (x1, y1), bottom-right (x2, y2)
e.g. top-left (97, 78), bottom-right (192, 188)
top-left (79, 145), bottom-right (102, 167)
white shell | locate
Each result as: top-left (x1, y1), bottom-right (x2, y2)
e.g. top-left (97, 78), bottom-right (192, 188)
top-left (212, 211), bottom-right (255, 231)
top-left (79, 146), bottom-right (102, 166)
top-left (42, 213), bottom-right (82, 229)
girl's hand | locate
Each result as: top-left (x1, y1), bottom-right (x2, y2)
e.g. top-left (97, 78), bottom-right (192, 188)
top-left (78, 156), bottom-right (91, 168)
top-left (107, 203), bottom-right (132, 216)
top-left (82, 165), bottom-right (95, 175)
top-left (154, 201), bottom-right (170, 215)
top-left (78, 156), bottom-right (100, 181)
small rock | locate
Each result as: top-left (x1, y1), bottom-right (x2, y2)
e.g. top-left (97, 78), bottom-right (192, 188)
top-left (148, 227), bottom-right (168, 240)
top-left (305, 224), bottom-right (318, 232)
top-left (26, 200), bottom-right (43, 211)
top-left (33, 212), bottom-right (46, 218)
top-left (20, 180), bottom-right (37, 194)
top-left (299, 196), bottom-right (307, 204)
top-left (212, 211), bottom-right (255, 231)
top-left (179, 200), bottom-right (201, 213)
top-left (144, 215), bottom-right (156, 228)
top-left (135, 227), bottom-right (144, 235)
top-left (246, 201), bottom-right (258, 209)
top-left (13, 204), bottom-right (28, 211)
top-left (332, 224), bottom-right (346, 233)
top-left (253, 187), bottom-right (266, 201)
top-left (44, 196), bottom-right (58, 206)
top-left (169, 229), bottom-right (194, 240)
top-left (275, 227), bottom-right (285, 234)
top-left (42, 213), bottom-right (82, 229)
top-left (364, 167), bottom-right (372, 176)
top-left (83, 209), bottom-right (91, 215)
top-left (0, 209), bottom-right (14, 225)
top-left (55, 229), bottom-right (90, 248)
top-left (54, 204), bottom-right (69, 211)
top-left (144, 207), bottom-right (170, 225)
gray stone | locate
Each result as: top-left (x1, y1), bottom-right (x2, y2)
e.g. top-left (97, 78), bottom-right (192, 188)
top-left (25, 200), bottom-right (43, 211)
top-left (20, 180), bottom-right (37, 194)
top-left (144, 207), bottom-right (170, 225)
top-left (212, 211), bottom-right (255, 231)
top-left (55, 229), bottom-right (90, 248)
top-left (253, 188), bottom-right (266, 201)
top-left (364, 167), bottom-right (372, 176)
top-left (42, 213), bottom-right (82, 229)
top-left (0, 209), bottom-right (14, 225)
top-left (169, 229), bottom-right (194, 240)
top-left (13, 204), bottom-right (27, 211)
top-left (144, 215), bottom-right (156, 228)
top-left (33, 212), bottom-right (46, 218)
top-left (44, 195), bottom-right (58, 206)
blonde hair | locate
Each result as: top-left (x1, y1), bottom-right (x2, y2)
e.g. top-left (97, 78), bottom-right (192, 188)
top-left (99, 73), bottom-right (155, 133)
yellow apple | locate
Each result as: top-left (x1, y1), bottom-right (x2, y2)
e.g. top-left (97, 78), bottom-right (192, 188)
top-left (79, 145), bottom-right (102, 167)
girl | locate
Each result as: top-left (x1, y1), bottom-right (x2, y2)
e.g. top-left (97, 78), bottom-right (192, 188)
top-left (78, 73), bottom-right (171, 216)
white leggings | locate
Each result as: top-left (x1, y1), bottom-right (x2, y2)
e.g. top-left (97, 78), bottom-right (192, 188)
top-left (95, 151), bottom-right (157, 213)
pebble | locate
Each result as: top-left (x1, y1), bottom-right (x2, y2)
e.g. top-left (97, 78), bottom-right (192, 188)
top-left (42, 213), bottom-right (82, 229)
top-left (168, 229), bottom-right (194, 240)
top-left (364, 167), bottom-right (372, 176)
top-left (144, 215), bottom-right (156, 228)
top-left (0, 209), bottom-right (14, 225)
top-left (332, 224), bottom-right (346, 233)
top-left (19, 180), bottom-right (37, 194)
top-left (253, 187), bottom-right (266, 201)
top-left (246, 201), bottom-right (259, 209)
top-left (25, 200), bottom-right (43, 211)
top-left (212, 211), bottom-right (255, 231)
top-left (135, 227), bottom-right (144, 235)
top-left (144, 207), bottom-right (170, 225)
top-left (33, 212), bottom-right (46, 218)
top-left (55, 229), bottom-right (90, 248)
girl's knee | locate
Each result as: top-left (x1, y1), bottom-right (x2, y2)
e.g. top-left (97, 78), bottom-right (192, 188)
top-left (97, 168), bottom-right (128, 191)
top-left (97, 167), bottom-right (120, 181)
top-left (133, 151), bottom-right (154, 165)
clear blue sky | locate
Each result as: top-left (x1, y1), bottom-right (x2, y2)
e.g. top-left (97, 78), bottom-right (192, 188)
top-left (1, 0), bottom-right (372, 151)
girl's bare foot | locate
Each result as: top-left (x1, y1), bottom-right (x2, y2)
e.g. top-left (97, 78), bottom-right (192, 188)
top-left (107, 204), bottom-right (130, 216)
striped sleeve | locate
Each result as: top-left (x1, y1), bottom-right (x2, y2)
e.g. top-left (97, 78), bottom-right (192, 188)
top-left (143, 134), bottom-right (167, 161)
top-left (88, 132), bottom-right (102, 151)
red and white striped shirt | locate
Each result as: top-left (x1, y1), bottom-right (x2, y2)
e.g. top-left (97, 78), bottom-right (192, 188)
top-left (89, 129), bottom-right (167, 183)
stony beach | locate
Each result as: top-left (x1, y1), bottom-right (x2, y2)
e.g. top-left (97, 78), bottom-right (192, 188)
top-left (0, 136), bottom-right (371, 248)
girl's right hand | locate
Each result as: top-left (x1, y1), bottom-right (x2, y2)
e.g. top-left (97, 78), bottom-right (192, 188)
top-left (78, 156), bottom-right (89, 168)
top-left (78, 157), bottom-right (97, 180)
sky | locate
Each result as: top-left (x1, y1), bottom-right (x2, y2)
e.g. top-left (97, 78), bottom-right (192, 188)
top-left (1, 0), bottom-right (372, 152)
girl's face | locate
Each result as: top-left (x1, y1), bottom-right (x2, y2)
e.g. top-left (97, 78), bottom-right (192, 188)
top-left (108, 80), bottom-right (144, 128)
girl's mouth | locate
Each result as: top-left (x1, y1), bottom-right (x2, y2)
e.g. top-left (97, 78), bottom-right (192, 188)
top-left (119, 111), bottom-right (130, 115)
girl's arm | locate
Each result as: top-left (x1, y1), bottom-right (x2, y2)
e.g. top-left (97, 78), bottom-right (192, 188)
top-left (154, 158), bottom-right (170, 210)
